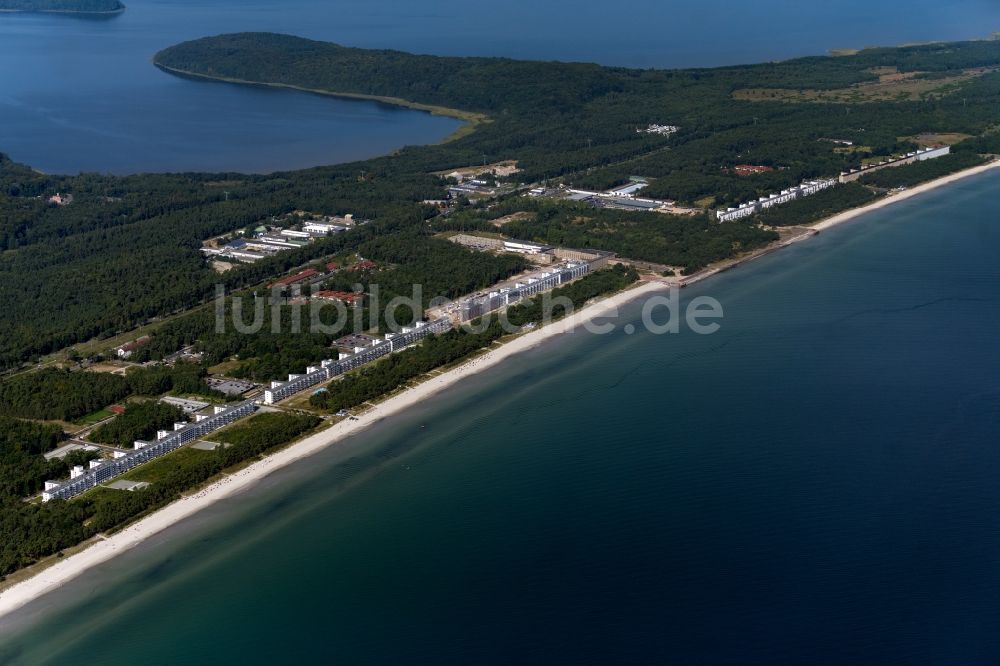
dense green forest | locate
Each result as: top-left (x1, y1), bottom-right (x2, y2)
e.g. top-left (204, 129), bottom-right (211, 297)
top-left (156, 33), bottom-right (1000, 193)
top-left (89, 401), bottom-right (184, 448)
top-left (3, 35), bottom-right (999, 369)
top-left (436, 200), bottom-right (778, 271)
top-left (0, 412), bottom-right (317, 577)
top-left (0, 0), bottom-right (123, 12)
top-left (754, 183), bottom-right (877, 227)
top-left (0, 418), bottom-right (64, 498)
top-left (211, 412), bottom-right (320, 449)
top-left (0, 155), bottom-right (441, 369)
top-left (0, 370), bottom-right (130, 422)
top-left (1, 32), bottom-right (999, 581)
top-left (0, 364), bottom-right (219, 421)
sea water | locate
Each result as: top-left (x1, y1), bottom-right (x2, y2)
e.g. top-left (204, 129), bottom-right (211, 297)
top-left (2, 170), bottom-right (999, 663)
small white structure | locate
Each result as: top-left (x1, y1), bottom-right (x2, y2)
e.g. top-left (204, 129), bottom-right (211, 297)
top-left (639, 124), bottom-right (679, 136)
top-left (503, 240), bottom-right (552, 255)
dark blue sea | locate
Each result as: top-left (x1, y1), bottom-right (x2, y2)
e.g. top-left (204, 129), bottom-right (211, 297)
top-left (2, 0), bottom-right (999, 174)
top-left (4, 1), bottom-right (1000, 662)
top-left (2, 169), bottom-right (999, 663)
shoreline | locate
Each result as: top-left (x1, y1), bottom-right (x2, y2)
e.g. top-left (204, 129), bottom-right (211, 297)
top-left (1, 158), bottom-right (998, 623)
top-left (152, 63), bottom-right (489, 145)
top-left (676, 157), bottom-right (1000, 288)
top-left (0, 280), bottom-right (666, 621)
top-left (808, 159), bottom-right (1000, 232)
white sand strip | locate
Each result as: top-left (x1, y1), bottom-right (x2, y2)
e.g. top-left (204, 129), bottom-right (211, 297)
top-left (0, 280), bottom-right (667, 620)
top-left (810, 160), bottom-right (1000, 232)
top-left (3, 158), bottom-right (998, 621)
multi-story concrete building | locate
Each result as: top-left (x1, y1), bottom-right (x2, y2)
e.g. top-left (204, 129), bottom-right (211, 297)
top-left (42, 400), bottom-right (258, 502)
top-left (458, 262), bottom-right (592, 322)
top-left (716, 179), bottom-right (837, 222)
top-left (838, 146), bottom-right (951, 183)
top-left (262, 319), bottom-right (452, 405)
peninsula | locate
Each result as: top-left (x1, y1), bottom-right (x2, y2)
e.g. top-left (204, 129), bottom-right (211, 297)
top-left (1, 31), bottom-right (999, 613)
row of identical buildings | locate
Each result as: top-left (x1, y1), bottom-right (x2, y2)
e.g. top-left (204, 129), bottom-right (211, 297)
top-left (262, 318), bottom-right (453, 404)
top-left (42, 400), bottom-right (258, 502)
top-left (43, 318), bottom-right (453, 502)
top-left (715, 179), bottom-right (837, 222)
top-left (43, 254), bottom-right (605, 501)
top-left (716, 146), bottom-right (952, 223)
top-left (459, 261), bottom-right (592, 322)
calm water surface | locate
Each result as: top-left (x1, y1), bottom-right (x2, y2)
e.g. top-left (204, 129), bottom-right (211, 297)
top-left (2, 0), bottom-right (1000, 173)
top-left (2, 170), bottom-right (999, 664)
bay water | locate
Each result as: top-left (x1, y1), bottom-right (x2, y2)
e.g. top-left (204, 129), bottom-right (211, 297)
top-left (2, 0), bottom-right (999, 173)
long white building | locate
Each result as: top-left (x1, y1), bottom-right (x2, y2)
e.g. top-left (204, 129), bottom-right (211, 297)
top-left (459, 261), bottom-right (591, 322)
top-left (838, 145), bottom-right (951, 183)
top-left (42, 319), bottom-right (454, 501)
top-left (262, 318), bottom-right (452, 405)
top-left (716, 178), bottom-right (837, 222)
top-left (42, 400), bottom-right (258, 502)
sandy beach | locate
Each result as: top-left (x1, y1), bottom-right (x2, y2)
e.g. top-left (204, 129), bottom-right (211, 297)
top-left (1, 157), bottom-right (998, 622)
top-left (810, 159), bottom-right (1000, 232)
top-left (0, 280), bottom-right (667, 620)
top-left (672, 158), bottom-right (1000, 288)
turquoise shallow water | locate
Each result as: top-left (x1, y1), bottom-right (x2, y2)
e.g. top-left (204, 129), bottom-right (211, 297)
top-left (2, 170), bottom-right (999, 664)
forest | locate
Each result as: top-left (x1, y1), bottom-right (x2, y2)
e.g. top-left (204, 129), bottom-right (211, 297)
top-left (437, 201), bottom-right (778, 272)
top-left (0, 364), bottom-right (219, 422)
top-left (0, 417), bottom-right (65, 498)
top-left (0, 412), bottom-right (318, 577)
top-left (155, 33), bottom-right (1000, 192)
top-left (858, 151), bottom-right (986, 189)
top-left (310, 266), bottom-right (639, 412)
top-left (754, 183), bottom-right (877, 227)
top-left (1, 32), bottom-right (999, 581)
top-left (89, 401), bottom-right (185, 448)
top-left (2, 36), bottom-right (999, 370)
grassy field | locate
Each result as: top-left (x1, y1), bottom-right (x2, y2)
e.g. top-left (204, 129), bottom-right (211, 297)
top-left (733, 66), bottom-right (997, 104)
top-left (280, 392), bottom-right (329, 413)
top-left (902, 132), bottom-right (974, 147)
top-left (207, 359), bottom-right (243, 375)
top-left (74, 408), bottom-right (114, 426)
top-left (118, 447), bottom-right (215, 485)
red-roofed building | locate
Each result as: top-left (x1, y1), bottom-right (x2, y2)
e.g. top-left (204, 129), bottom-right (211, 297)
top-left (109, 405), bottom-right (126, 415)
top-left (314, 291), bottom-right (362, 305)
top-left (116, 336), bottom-right (150, 359)
top-left (270, 268), bottom-right (319, 288)
top-left (326, 262), bottom-right (339, 272)
top-left (733, 164), bottom-right (775, 176)
top-left (354, 260), bottom-right (377, 271)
